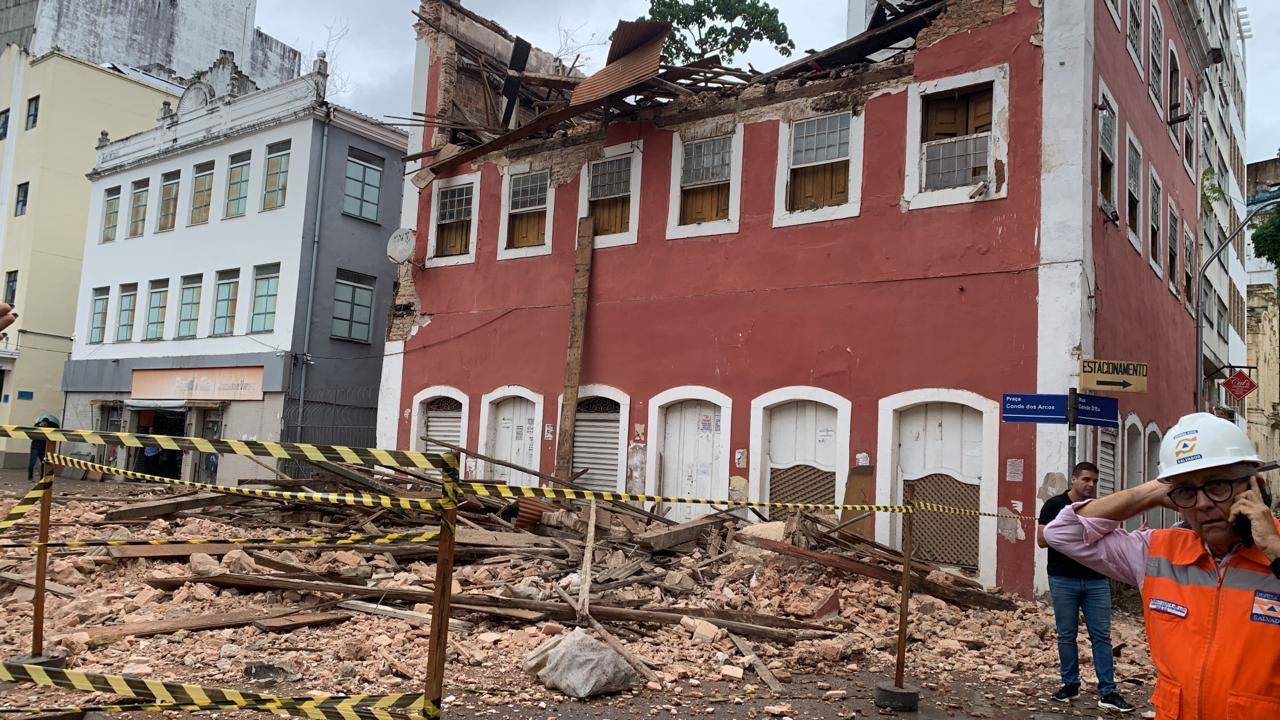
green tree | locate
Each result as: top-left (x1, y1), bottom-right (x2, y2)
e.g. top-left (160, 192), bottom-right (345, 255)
top-left (1252, 209), bottom-right (1280, 268)
top-left (638, 0), bottom-right (795, 65)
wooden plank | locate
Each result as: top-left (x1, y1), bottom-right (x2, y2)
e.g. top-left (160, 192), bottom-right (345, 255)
top-left (577, 501), bottom-right (596, 621)
top-left (109, 543), bottom-right (240, 559)
top-left (104, 492), bottom-right (246, 521)
top-left (337, 600), bottom-right (473, 631)
top-left (729, 632), bottom-right (784, 694)
top-left (634, 514), bottom-right (728, 551)
top-left (254, 611), bottom-right (350, 633)
top-left (554, 217), bottom-right (595, 481)
top-left (736, 536), bottom-right (1015, 611)
top-left (0, 571), bottom-right (74, 598)
top-left (80, 608), bottom-right (292, 646)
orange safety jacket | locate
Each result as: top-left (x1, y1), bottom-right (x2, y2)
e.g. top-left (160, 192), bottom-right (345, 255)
top-left (1142, 520), bottom-right (1280, 719)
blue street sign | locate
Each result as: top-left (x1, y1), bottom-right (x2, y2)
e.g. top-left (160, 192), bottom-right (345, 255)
top-left (1002, 394), bottom-right (1067, 424)
top-left (1076, 393), bottom-right (1119, 429)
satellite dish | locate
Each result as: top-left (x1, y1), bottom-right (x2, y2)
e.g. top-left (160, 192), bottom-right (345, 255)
top-left (386, 228), bottom-right (417, 265)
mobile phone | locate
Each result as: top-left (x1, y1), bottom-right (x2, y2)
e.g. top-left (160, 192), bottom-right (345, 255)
top-left (1232, 477), bottom-right (1275, 548)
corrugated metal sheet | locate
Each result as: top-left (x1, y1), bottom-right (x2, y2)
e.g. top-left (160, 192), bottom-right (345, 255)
top-left (571, 24), bottom-right (669, 106)
top-left (572, 412), bottom-right (622, 493)
top-left (422, 409), bottom-right (462, 479)
top-left (606, 20), bottom-right (670, 63)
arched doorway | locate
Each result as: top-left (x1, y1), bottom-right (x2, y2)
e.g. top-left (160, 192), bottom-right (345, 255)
top-left (479, 386), bottom-right (543, 487)
top-left (409, 386), bottom-right (469, 478)
top-left (646, 387), bottom-right (731, 523)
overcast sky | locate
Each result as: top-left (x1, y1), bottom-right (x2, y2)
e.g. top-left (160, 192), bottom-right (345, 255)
top-left (257, 0), bottom-right (1276, 161)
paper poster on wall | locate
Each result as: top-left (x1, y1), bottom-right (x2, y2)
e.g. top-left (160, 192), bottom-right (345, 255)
top-left (1006, 458), bottom-right (1024, 482)
top-left (544, 423), bottom-right (554, 441)
top-left (817, 428), bottom-right (836, 445)
top-left (734, 449), bottom-right (747, 468)
top-left (699, 415), bottom-right (717, 434)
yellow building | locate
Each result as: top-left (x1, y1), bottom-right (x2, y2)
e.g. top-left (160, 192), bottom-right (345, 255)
top-left (0, 45), bottom-right (179, 467)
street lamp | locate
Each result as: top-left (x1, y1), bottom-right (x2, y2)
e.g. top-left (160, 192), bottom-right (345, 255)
top-left (1194, 197), bottom-right (1280, 410)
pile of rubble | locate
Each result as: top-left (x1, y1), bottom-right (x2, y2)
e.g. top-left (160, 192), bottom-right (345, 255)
top-left (0, 468), bottom-right (1155, 715)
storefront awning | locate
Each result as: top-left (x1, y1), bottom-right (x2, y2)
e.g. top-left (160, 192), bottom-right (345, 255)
top-left (124, 399), bottom-right (187, 410)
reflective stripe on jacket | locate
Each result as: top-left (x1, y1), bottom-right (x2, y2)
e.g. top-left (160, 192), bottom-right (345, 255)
top-left (1141, 521), bottom-right (1280, 719)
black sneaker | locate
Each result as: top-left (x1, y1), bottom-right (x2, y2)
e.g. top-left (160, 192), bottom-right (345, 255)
top-left (1098, 692), bottom-right (1135, 713)
top-left (1051, 684), bottom-right (1080, 702)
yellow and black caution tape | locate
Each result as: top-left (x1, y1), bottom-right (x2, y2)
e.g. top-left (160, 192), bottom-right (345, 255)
top-left (0, 698), bottom-right (423, 720)
top-left (0, 475), bottom-right (50, 535)
top-left (0, 662), bottom-right (437, 720)
top-left (0, 425), bottom-right (458, 477)
top-left (0, 529), bottom-right (441, 549)
top-left (914, 500), bottom-right (1035, 522)
top-left (47, 455), bottom-right (453, 512)
top-left (455, 481), bottom-right (912, 514)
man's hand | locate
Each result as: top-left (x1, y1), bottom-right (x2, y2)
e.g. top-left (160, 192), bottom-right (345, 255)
top-left (1229, 481), bottom-right (1280, 559)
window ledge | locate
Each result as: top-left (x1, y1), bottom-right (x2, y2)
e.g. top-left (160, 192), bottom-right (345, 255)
top-left (223, 213), bottom-right (246, 221)
top-left (425, 253), bottom-right (475, 268)
top-left (209, 332), bottom-right (233, 338)
top-left (497, 243), bottom-right (552, 261)
top-left (341, 210), bottom-right (381, 225)
top-left (247, 329), bottom-right (275, 336)
top-left (141, 337), bottom-right (164, 342)
top-left (1149, 257), bottom-right (1164, 278)
top-left (1127, 229), bottom-right (1142, 254)
top-left (1103, 0), bottom-right (1121, 31)
top-left (904, 182), bottom-right (995, 211)
top-left (186, 220), bottom-right (210, 228)
top-left (260, 204), bottom-right (286, 213)
top-left (330, 335), bottom-right (372, 345)
top-left (593, 231), bottom-right (636, 249)
top-left (175, 334), bottom-right (196, 340)
top-left (155, 227), bottom-right (175, 234)
top-left (1127, 43), bottom-right (1144, 79)
top-left (666, 217), bottom-right (738, 240)
top-left (773, 200), bottom-right (860, 228)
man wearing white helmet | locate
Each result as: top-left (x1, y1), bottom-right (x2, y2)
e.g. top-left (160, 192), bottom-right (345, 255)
top-left (1044, 412), bottom-right (1280, 719)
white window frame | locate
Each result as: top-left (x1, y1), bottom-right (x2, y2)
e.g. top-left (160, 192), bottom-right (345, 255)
top-left (1182, 79), bottom-right (1196, 180)
top-left (1183, 219), bottom-right (1195, 312)
top-left (1097, 80), bottom-right (1119, 212)
top-left (1148, 166), bottom-right (1163, 278)
top-left (1166, 39), bottom-right (1182, 149)
top-left (476, 385), bottom-right (545, 480)
top-left (497, 162), bottom-right (555, 261)
top-left (903, 64), bottom-right (1009, 211)
top-left (578, 140), bottom-right (643, 249)
top-left (1147, 1), bottom-right (1164, 116)
top-left (1102, 0), bottom-right (1121, 31)
top-left (1126, 0), bottom-right (1145, 77)
top-left (1168, 202), bottom-right (1180, 296)
top-left (1125, 126), bottom-right (1144, 254)
top-left (773, 112), bottom-right (863, 227)
top-left (425, 170), bottom-right (481, 268)
top-left (666, 126), bottom-right (743, 239)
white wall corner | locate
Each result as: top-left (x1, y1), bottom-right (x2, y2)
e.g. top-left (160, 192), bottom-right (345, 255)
top-left (375, 340), bottom-right (405, 449)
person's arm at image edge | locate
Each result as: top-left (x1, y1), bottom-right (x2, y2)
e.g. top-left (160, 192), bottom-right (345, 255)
top-left (1044, 484), bottom-right (1160, 587)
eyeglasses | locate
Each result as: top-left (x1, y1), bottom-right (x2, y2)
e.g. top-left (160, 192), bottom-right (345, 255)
top-left (1166, 472), bottom-right (1253, 509)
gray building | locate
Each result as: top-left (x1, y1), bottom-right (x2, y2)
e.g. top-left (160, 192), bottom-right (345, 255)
top-left (62, 53), bottom-right (406, 483)
top-left (0, 0), bottom-right (300, 88)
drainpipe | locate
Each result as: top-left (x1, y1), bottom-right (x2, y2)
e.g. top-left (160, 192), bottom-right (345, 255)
top-left (1194, 197), bottom-right (1280, 411)
top-left (295, 108), bottom-right (331, 440)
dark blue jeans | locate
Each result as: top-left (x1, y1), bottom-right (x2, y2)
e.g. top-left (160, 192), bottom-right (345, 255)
top-left (1048, 576), bottom-right (1115, 696)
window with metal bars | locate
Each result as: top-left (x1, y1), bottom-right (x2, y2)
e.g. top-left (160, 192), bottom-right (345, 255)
top-left (101, 187), bottom-right (120, 242)
top-left (117, 284), bottom-right (136, 341)
top-left (788, 114), bottom-right (850, 211)
top-left (921, 85), bottom-right (992, 192)
top-left (190, 162), bottom-right (214, 225)
top-left (250, 263), bottom-right (279, 333)
top-left (1167, 206), bottom-right (1178, 280)
top-left (1149, 173), bottom-right (1161, 263)
top-left (507, 170), bottom-right (549, 248)
top-left (679, 136), bottom-right (731, 224)
top-left (89, 287), bottom-right (108, 344)
top-left (1183, 227), bottom-right (1194, 299)
top-left (434, 184), bottom-right (473, 257)
top-left (1127, 0), bottom-right (1143, 61)
top-left (177, 275), bottom-right (201, 338)
top-left (1127, 140), bottom-right (1142, 235)
top-left (588, 156), bottom-right (631, 235)
top-left (157, 170), bottom-right (180, 231)
top-left (1098, 97), bottom-right (1117, 207)
top-left (1148, 7), bottom-right (1163, 111)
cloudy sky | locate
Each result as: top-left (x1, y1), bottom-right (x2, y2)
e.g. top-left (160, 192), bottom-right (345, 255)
top-left (257, 0), bottom-right (1276, 161)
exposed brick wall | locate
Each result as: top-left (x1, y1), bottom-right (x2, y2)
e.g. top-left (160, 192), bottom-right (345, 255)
top-left (916, 0), bottom-right (1018, 48)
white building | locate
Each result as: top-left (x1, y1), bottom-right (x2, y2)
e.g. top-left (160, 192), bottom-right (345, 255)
top-left (62, 53), bottom-right (406, 483)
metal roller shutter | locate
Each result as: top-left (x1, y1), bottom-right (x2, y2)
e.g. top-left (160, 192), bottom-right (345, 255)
top-left (1098, 427), bottom-right (1118, 496)
top-left (423, 397), bottom-right (463, 478)
top-left (572, 412), bottom-right (621, 493)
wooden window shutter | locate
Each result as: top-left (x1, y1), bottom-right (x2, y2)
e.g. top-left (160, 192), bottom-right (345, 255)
top-left (924, 97), bottom-right (967, 141)
top-left (967, 90), bottom-right (993, 134)
top-left (590, 196), bottom-right (629, 235)
top-left (788, 160), bottom-right (849, 212)
top-left (679, 184), bottom-right (730, 224)
top-left (507, 210), bottom-right (546, 248)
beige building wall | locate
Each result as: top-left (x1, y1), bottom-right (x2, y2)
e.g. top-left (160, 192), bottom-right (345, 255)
top-left (1247, 284), bottom-right (1280, 491)
top-left (0, 46), bottom-right (176, 466)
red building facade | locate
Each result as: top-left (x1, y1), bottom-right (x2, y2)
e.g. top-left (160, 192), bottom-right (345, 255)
top-left (380, 0), bottom-right (1208, 596)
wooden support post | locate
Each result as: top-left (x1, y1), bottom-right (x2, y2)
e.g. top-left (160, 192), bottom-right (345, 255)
top-left (424, 479), bottom-right (458, 716)
top-left (577, 501), bottom-right (596, 622)
top-left (894, 483), bottom-right (915, 689)
top-left (31, 454), bottom-right (54, 658)
top-left (554, 217), bottom-right (594, 481)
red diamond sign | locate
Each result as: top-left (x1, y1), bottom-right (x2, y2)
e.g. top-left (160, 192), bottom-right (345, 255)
top-left (1223, 370), bottom-right (1259, 401)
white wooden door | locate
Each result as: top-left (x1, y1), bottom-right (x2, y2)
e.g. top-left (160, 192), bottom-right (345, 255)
top-left (661, 400), bottom-right (721, 522)
top-left (488, 397), bottom-right (538, 486)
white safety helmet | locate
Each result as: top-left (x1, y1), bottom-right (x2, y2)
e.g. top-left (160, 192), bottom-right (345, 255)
top-left (1156, 412), bottom-right (1261, 481)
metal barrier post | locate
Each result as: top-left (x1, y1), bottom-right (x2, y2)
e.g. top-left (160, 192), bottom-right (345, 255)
top-left (425, 477), bottom-right (458, 716)
top-left (875, 481), bottom-right (920, 711)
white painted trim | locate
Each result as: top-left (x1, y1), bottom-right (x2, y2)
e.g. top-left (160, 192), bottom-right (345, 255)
top-left (665, 127), bottom-right (742, 239)
top-left (747, 386), bottom-right (852, 511)
top-left (1122, 412), bottom-right (1143, 488)
top-left (1125, 0), bottom-right (1145, 78)
top-left (496, 162), bottom-right (555, 261)
top-left (1166, 39), bottom-right (1181, 150)
top-left (1148, 165), bottom-right (1164, 278)
top-left (771, 113), bottom-right (863, 227)
top-left (1168, 202), bottom-right (1181, 295)
top-left (425, 170), bottom-right (480, 268)
top-left (902, 64), bottom-right (1009, 211)
top-left (1097, 79), bottom-right (1119, 212)
top-left (577, 140), bottom-right (642, 249)
top-left (1182, 79), bottom-right (1196, 180)
top-left (554, 384), bottom-right (631, 492)
top-left (376, 340), bottom-right (405, 449)
top-left (1102, 0), bottom-right (1122, 32)
top-left (1146, 0), bottom-right (1164, 117)
top-left (477, 385), bottom-right (545, 482)
top-left (874, 388), bottom-right (999, 589)
top-left (644, 386), bottom-right (733, 502)
top-left (1125, 126), bottom-right (1144, 254)
top-left (409, 384), bottom-right (471, 459)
